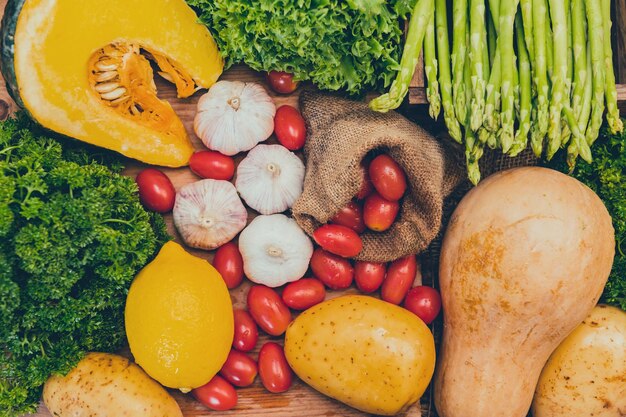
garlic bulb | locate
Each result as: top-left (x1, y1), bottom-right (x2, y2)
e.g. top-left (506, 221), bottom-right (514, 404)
top-left (173, 179), bottom-right (247, 250)
top-left (239, 214), bottom-right (313, 287)
top-left (194, 81), bottom-right (276, 156)
top-left (236, 144), bottom-right (305, 215)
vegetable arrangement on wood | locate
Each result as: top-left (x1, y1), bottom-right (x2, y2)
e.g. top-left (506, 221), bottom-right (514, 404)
top-left (0, 0), bottom-right (625, 415)
top-left (373, 0), bottom-right (625, 183)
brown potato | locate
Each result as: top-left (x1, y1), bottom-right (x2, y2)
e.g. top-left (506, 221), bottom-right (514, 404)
top-left (43, 352), bottom-right (182, 417)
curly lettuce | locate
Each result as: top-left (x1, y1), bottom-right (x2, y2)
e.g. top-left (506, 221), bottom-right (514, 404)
top-left (187, 0), bottom-right (417, 94)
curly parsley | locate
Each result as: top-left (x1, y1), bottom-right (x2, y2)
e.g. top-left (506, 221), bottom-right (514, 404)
top-left (0, 115), bottom-right (169, 416)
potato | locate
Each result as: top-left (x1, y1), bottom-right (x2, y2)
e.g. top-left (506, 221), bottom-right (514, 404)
top-left (532, 305), bottom-right (626, 417)
top-left (43, 352), bottom-right (182, 417)
top-left (284, 295), bottom-right (435, 416)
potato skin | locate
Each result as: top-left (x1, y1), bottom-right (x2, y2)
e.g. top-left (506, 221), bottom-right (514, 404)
top-left (532, 305), bottom-right (626, 417)
top-left (284, 295), bottom-right (435, 416)
top-left (43, 352), bottom-right (182, 417)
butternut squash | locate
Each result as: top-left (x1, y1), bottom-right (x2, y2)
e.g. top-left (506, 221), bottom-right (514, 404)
top-left (434, 167), bottom-right (615, 417)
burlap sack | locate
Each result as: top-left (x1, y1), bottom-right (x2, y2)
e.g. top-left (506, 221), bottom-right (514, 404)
top-left (292, 91), bottom-right (466, 263)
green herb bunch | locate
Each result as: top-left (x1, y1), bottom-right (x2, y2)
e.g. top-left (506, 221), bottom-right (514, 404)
top-left (551, 121), bottom-right (626, 311)
top-left (187, 0), bottom-right (417, 95)
top-left (0, 115), bottom-right (169, 416)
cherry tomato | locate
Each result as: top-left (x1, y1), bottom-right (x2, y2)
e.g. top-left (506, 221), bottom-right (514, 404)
top-left (274, 105), bottom-right (307, 151)
top-left (232, 309), bottom-right (258, 352)
top-left (356, 164), bottom-right (374, 200)
top-left (266, 71), bottom-right (299, 94)
top-left (363, 192), bottom-right (400, 232)
top-left (220, 350), bottom-right (258, 387)
top-left (192, 375), bottom-right (237, 411)
top-left (247, 285), bottom-right (292, 336)
top-left (354, 261), bottom-right (386, 293)
top-left (381, 255), bottom-right (417, 305)
top-left (281, 278), bottom-right (326, 310)
top-left (310, 248), bottom-right (354, 290)
top-left (189, 151), bottom-right (235, 181)
top-left (135, 168), bottom-right (176, 213)
top-left (258, 342), bottom-right (293, 393)
top-left (368, 155), bottom-right (407, 202)
top-left (330, 201), bottom-right (366, 234)
top-left (404, 286), bottom-right (442, 325)
top-left (313, 224), bottom-right (363, 258)
top-left (213, 242), bottom-right (244, 289)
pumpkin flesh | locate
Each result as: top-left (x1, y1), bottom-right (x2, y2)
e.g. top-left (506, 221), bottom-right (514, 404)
top-left (10, 0), bottom-right (223, 166)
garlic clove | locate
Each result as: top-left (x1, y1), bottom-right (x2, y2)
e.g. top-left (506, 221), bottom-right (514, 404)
top-left (194, 81), bottom-right (276, 156)
top-left (173, 179), bottom-right (248, 250)
top-left (236, 144), bottom-right (305, 215)
top-left (238, 214), bottom-right (314, 288)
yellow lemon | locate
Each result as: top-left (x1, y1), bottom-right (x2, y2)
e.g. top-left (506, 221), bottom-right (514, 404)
top-left (125, 241), bottom-right (233, 392)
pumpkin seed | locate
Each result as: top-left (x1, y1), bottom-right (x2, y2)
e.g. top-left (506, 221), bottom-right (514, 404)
top-left (95, 61), bottom-right (118, 72)
top-left (100, 87), bottom-right (127, 101)
top-left (95, 82), bottom-right (120, 94)
top-left (95, 71), bottom-right (118, 82)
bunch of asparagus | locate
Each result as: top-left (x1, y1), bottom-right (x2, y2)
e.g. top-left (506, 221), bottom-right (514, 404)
top-left (370, 0), bottom-right (623, 184)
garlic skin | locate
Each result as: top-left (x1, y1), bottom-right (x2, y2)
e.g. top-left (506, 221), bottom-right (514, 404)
top-left (173, 179), bottom-right (248, 250)
top-left (239, 214), bottom-right (313, 287)
top-left (236, 144), bottom-right (305, 215)
top-left (194, 81), bottom-right (276, 156)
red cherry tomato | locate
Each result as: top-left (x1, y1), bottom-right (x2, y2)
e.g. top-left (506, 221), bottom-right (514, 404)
top-left (313, 224), bottom-right (363, 258)
top-left (356, 164), bottom-right (374, 200)
top-left (330, 201), bottom-right (366, 234)
top-left (274, 105), bottom-right (307, 151)
top-left (381, 255), bottom-right (417, 305)
top-left (192, 375), bottom-right (237, 411)
top-left (232, 309), bottom-right (258, 352)
top-left (213, 242), bottom-right (244, 289)
top-left (310, 248), bottom-right (354, 290)
top-left (363, 192), bottom-right (400, 232)
top-left (135, 168), bottom-right (176, 213)
top-left (247, 285), bottom-right (292, 336)
top-left (266, 71), bottom-right (299, 94)
top-left (189, 151), bottom-right (235, 181)
top-left (258, 342), bottom-right (293, 393)
top-left (220, 350), bottom-right (258, 387)
top-left (368, 155), bottom-right (407, 201)
top-left (281, 278), bottom-right (326, 310)
top-left (354, 261), bottom-right (386, 293)
top-left (404, 286), bottom-right (442, 325)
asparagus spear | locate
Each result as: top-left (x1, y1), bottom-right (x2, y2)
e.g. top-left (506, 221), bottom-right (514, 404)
top-left (584, 0), bottom-right (605, 144)
top-left (546, 19), bottom-right (554, 81)
top-left (570, 0), bottom-right (588, 121)
top-left (499, 0), bottom-right (521, 153)
top-left (435, 0), bottom-right (463, 142)
top-left (545, 0), bottom-right (567, 160)
top-left (464, 46), bottom-right (483, 185)
top-left (578, 44), bottom-right (593, 131)
top-left (511, 13), bottom-right (531, 157)
top-left (564, 106), bottom-right (592, 168)
top-left (560, 0), bottom-right (573, 147)
top-left (601, 0), bottom-right (624, 134)
top-left (424, 14), bottom-right (441, 120)
top-left (484, 47), bottom-right (502, 133)
top-left (470, 0), bottom-right (488, 130)
top-left (530, 0), bottom-right (549, 156)
top-left (452, 0), bottom-right (469, 122)
top-left (520, 0), bottom-right (535, 63)
top-left (487, 9), bottom-right (497, 66)
top-left (369, 0), bottom-right (435, 112)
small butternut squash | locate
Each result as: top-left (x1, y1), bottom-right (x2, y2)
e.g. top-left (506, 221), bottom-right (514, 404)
top-left (434, 167), bottom-right (615, 417)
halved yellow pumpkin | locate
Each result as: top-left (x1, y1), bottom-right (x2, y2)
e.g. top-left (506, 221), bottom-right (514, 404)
top-left (2, 0), bottom-right (223, 166)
